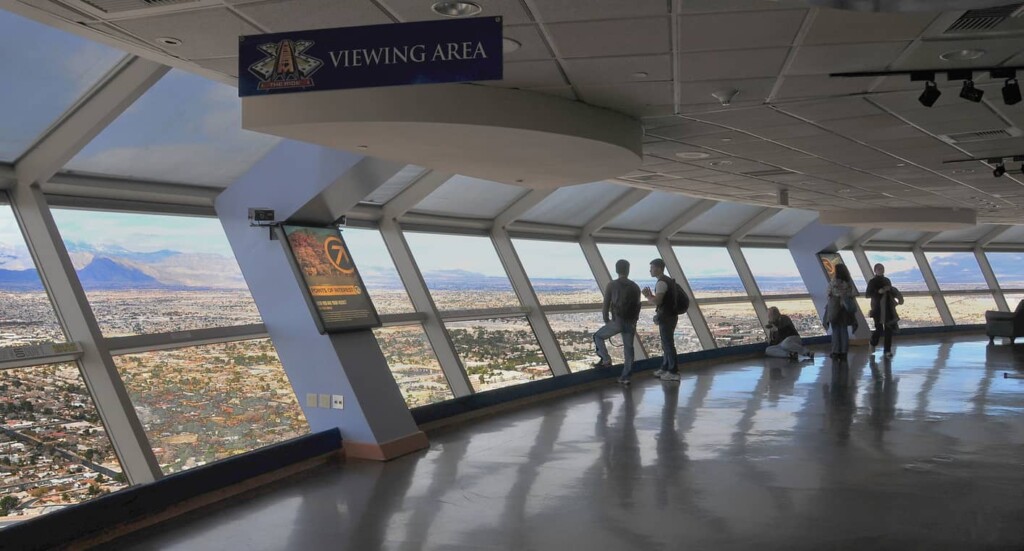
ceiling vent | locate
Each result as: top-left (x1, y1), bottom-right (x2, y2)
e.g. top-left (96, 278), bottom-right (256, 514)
top-left (77, 0), bottom-right (199, 14)
top-left (619, 173), bottom-right (682, 184)
top-left (944, 3), bottom-right (1024, 32)
top-left (939, 127), bottom-right (1022, 144)
top-left (742, 168), bottom-right (795, 178)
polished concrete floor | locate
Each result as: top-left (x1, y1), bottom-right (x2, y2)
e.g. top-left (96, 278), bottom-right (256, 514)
top-left (112, 335), bottom-right (1024, 550)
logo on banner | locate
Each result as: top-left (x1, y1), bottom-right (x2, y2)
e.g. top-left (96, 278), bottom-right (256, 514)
top-left (324, 236), bottom-right (355, 275)
top-left (248, 39), bottom-right (323, 91)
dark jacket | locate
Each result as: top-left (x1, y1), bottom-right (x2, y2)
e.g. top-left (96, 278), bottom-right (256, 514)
top-left (865, 275), bottom-right (893, 319)
top-left (655, 275), bottom-right (678, 320)
top-left (768, 315), bottom-right (800, 345)
top-left (603, 277), bottom-right (641, 323)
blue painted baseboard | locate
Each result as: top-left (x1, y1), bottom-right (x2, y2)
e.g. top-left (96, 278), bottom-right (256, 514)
top-left (0, 429), bottom-right (342, 550)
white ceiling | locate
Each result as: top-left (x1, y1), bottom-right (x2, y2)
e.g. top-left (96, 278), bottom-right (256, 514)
top-left (5, 0), bottom-right (1024, 235)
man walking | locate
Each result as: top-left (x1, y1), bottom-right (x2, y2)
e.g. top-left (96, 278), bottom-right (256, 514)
top-left (865, 263), bottom-right (895, 358)
top-left (594, 259), bottom-right (641, 385)
top-left (643, 258), bottom-right (680, 382)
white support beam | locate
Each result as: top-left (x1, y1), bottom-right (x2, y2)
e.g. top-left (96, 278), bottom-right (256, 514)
top-left (493, 189), bottom-right (553, 231)
top-left (491, 228), bottom-right (570, 376)
top-left (977, 225), bottom-right (1012, 248)
top-left (8, 183), bottom-right (162, 484)
top-left (913, 247), bottom-right (955, 326)
top-left (852, 246), bottom-right (874, 284)
top-left (290, 158), bottom-right (406, 223)
top-left (657, 239), bottom-right (716, 349)
top-left (582, 188), bottom-right (650, 237)
top-left (854, 228), bottom-right (882, 248)
top-left (381, 171), bottom-right (453, 220)
top-left (579, 236), bottom-right (647, 360)
top-left (915, 231), bottom-right (941, 248)
top-left (378, 217), bottom-right (474, 396)
top-left (15, 57), bottom-right (168, 186)
top-left (727, 239), bottom-right (770, 328)
top-left (975, 247), bottom-right (1010, 312)
top-left (658, 199), bottom-right (718, 241)
top-left (731, 208), bottom-right (782, 243)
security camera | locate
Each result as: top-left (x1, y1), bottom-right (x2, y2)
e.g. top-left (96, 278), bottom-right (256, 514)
top-left (248, 208), bottom-right (276, 227)
top-left (336, 215), bottom-right (348, 227)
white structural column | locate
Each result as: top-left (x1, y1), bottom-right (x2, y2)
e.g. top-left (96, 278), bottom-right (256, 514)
top-left (913, 247), bottom-right (955, 325)
top-left (16, 57), bottom-right (168, 186)
top-left (8, 184), bottom-right (162, 484)
top-left (852, 246), bottom-right (874, 283)
top-left (579, 236), bottom-right (647, 360)
top-left (788, 221), bottom-right (869, 339)
top-left (657, 240), bottom-right (716, 349)
top-left (377, 171), bottom-right (473, 397)
top-left (975, 247), bottom-right (1009, 312)
top-left (490, 228), bottom-right (570, 375)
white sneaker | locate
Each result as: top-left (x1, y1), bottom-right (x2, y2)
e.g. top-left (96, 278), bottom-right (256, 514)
top-left (652, 369), bottom-right (667, 378)
top-left (660, 372), bottom-right (681, 382)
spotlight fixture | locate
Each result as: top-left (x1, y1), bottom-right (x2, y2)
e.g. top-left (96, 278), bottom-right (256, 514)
top-left (919, 80), bottom-right (941, 107)
top-left (960, 80), bottom-right (984, 102)
top-left (1003, 78), bottom-right (1022, 106)
top-left (431, 1), bottom-right (482, 17)
top-left (993, 162), bottom-right (1006, 177)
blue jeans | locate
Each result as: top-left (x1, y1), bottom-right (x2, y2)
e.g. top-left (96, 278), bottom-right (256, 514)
top-left (659, 314), bottom-right (679, 373)
top-left (594, 319), bottom-right (636, 380)
top-left (831, 322), bottom-right (850, 355)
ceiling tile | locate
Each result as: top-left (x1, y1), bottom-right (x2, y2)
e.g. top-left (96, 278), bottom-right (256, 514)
top-left (503, 25), bottom-right (554, 61)
top-left (678, 9), bottom-right (806, 52)
top-left (678, 78), bottom-right (776, 105)
top-left (679, 48), bottom-right (788, 81)
top-left (577, 81), bottom-right (674, 116)
top-left (678, 0), bottom-right (807, 13)
top-left (892, 38), bottom-right (1024, 71)
top-left (562, 54), bottom-right (671, 85)
top-left (776, 97), bottom-right (882, 122)
top-left (529, 0), bottom-right (669, 22)
top-left (787, 42), bottom-right (912, 76)
top-left (115, 8), bottom-right (259, 59)
top-left (233, 0), bottom-right (392, 32)
top-left (546, 17), bottom-right (671, 58)
top-left (194, 56), bottom-right (238, 78)
top-left (374, 0), bottom-right (533, 24)
top-left (803, 9), bottom-right (936, 45)
top-left (773, 75), bottom-right (875, 100)
top-left (489, 60), bottom-right (567, 88)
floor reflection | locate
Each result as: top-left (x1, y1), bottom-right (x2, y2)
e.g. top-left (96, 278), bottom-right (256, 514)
top-left (114, 335), bottom-right (1024, 551)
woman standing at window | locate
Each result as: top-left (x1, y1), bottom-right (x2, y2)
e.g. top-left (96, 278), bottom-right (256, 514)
top-left (826, 264), bottom-right (858, 361)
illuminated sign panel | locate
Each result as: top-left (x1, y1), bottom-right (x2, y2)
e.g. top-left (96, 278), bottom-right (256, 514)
top-left (281, 225), bottom-right (381, 333)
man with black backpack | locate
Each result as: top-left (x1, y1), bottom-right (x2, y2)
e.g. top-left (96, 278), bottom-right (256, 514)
top-left (642, 258), bottom-right (690, 382)
top-left (593, 259), bottom-right (642, 385)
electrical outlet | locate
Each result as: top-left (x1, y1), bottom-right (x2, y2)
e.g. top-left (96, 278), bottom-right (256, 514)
top-left (318, 394), bottom-right (331, 408)
top-left (306, 393), bottom-right (318, 408)
top-left (331, 394), bottom-right (344, 410)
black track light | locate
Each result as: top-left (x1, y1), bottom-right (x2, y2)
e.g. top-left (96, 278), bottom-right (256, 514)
top-left (1003, 78), bottom-right (1022, 105)
top-left (993, 163), bottom-right (1006, 177)
top-left (961, 80), bottom-right (984, 102)
top-left (919, 80), bottom-right (941, 107)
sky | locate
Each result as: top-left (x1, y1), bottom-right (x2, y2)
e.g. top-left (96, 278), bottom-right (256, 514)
top-left (52, 209), bottom-right (234, 256)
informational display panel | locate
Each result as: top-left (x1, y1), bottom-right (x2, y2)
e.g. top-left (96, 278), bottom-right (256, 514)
top-left (280, 225), bottom-right (381, 333)
top-left (239, 17), bottom-right (503, 96)
top-left (818, 252), bottom-right (858, 291)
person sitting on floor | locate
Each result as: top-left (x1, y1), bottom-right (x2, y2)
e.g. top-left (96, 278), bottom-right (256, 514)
top-left (765, 306), bottom-right (814, 361)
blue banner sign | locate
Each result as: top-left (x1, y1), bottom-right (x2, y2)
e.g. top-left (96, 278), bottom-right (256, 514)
top-left (239, 17), bottom-right (503, 96)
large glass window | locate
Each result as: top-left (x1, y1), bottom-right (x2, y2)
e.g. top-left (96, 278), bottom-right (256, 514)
top-left (742, 247), bottom-right (808, 296)
top-left (445, 317), bottom-right (551, 392)
top-left (0, 205), bottom-right (65, 346)
top-left (864, 251), bottom-right (929, 292)
top-left (596, 243), bottom-right (663, 293)
top-left (112, 339), bottom-right (308, 474)
top-left (546, 312), bottom-right (623, 372)
top-left (987, 252), bottom-right (1024, 290)
top-left (341, 228), bottom-right (414, 315)
top-left (889, 296), bottom-right (945, 328)
top-left (636, 314), bottom-right (702, 355)
top-left (1005, 294), bottom-right (1024, 311)
top-left (942, 295), bottom-right (998, 325)
top-left (51, 209), bottom-right (260, 336)
top-left (512, 239), bottom-right (602, 306)
top-left (0, 364), bottom-right (127, 525)
top-left (373, 325), bottom-right (452, 407)
top-left (0, 11), bottom-right (124, 162)
top-left (403, 232), bottom-right (518, 311)
top-left (701, 303), bottom-right (764, 347)
top-left (838, 250), bottom-right (867, 291)
top-left (65, 70), bottom-right (280, 186)
top-left (763, 299), bottom-right (826, 337)
top-left (673, 246), bottom-right (746, 300)
top-left (924, 252), bottom-right (988, 291)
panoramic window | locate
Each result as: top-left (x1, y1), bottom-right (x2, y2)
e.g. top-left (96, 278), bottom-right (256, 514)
top-left (763, 299), bottom-right (826, 337)
top-left (741, 247), bottom-right (808, 296)
top-left (341, 228), bottom-right (414, 315)
top-left (673, 246), bottom-right (746, 300)
top-left (0, 204), bottom-right (65, 346)
top-left (701, 302), bottom-right (764, 347)
top-left (546, 312), bottom-right (624, 372)
top-left (0, 363), bottom-right (127, 525)
top-left (597, 243), bottom-right (664, 294)
top-left (838, 250), bottom-right (868, 291)
top-left (924, 252), bottom-right (988, 291)
top-left (0, 11), bottom-right (124, 162)
top-left (986, 252), bottom-right (1024, 291)
top-left (864, 251), bottom-right (929, 292)
top-left (372, 325), bottom-right (452, 407)
top-left (51, 209), bottom-right (260, 337)
top-left (445, 317), bottom-right (551, 392)
top-left (512, 239), bottom-right (602, 306)
top-left (112, 339), bottom-right (308, 474)
top-left (65, 70), bottom-right (280, 186)
top-left (636, 314), bottom-right (702, 355)
top-left (403, 232), bottom-right (518, 311)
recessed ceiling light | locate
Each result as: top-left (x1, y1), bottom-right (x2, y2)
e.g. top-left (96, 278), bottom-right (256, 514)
top-left (631, 71), bottom-right (649, 79)
top-left (675, 151), bottom-right (710, 159)
top-left (951, 168), bottom-right (975, 175)
top-left (156, 37), bottom-right (182, 46)
top-left (940, 49), bottom-right (986, 61)
top-left (502, 37), bottom-right (521, 53)
top-left (709, 160), bottom-right (733, 166)
top-left (357, 145), bottom-right (369, 150)
top-left (431, 1), bottom-right (482, 17)
top-left (838, 188), bottom-right (853, 194)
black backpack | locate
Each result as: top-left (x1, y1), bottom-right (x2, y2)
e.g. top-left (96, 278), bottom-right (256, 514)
top-left (660, 277), bottom-right (691, 316)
